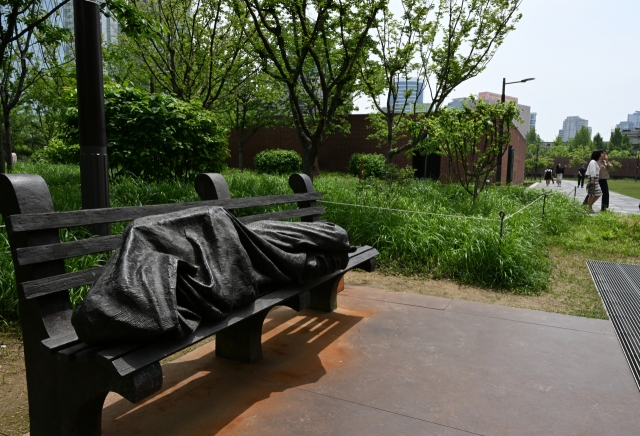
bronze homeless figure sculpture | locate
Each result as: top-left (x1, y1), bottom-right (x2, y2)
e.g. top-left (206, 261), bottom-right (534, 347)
top-left (72, 206), bottom-right (353, 344)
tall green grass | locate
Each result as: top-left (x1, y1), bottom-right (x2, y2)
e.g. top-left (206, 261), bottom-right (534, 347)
top-left (0, 163), bottom-right (587, 322)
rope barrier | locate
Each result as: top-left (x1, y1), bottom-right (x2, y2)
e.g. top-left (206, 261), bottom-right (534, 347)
top-left (504, 194), bottom-right (547, 221)
top-left (317, 200), bottom-right (501, 222)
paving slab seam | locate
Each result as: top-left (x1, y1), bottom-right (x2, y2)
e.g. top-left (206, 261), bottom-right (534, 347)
top-left (441, 309), bottom-right (615, 336)
top-left (341, 294), bottom-right (452, 311)
top-left (244, 373), bottom-right (487, 436)
top-left (341, 294), bottom-right (614, 336)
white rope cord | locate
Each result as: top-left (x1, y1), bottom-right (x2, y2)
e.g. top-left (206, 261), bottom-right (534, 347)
top-left (317, 200), bottom-right (501, 222)
top-left (504, 195), bottom-right (546, 221)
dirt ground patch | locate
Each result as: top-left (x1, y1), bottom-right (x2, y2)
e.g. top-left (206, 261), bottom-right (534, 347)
top-left (345, 252), bottom-right (609, 320)
top-left (0, 328), bottom-right (28, 436)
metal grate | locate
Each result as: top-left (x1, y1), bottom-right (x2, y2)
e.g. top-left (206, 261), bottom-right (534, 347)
top-left (587, 260), bottom-right (640, 390)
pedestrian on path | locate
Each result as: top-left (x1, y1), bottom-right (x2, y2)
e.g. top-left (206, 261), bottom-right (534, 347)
top-left (555, 163), bottom-right (566, 187)
top-left (544, 165), bottom-right (553, 186)
top-left (598, 151), bottom-right (612, 211)
top-left (585, 150), bottom-right (603, 213)
top-left (577, 164), bottom-right (586, 188)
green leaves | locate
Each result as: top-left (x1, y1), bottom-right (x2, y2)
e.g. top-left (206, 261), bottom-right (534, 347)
top-left (418, 96), bottom-right (521, 200)
top-left (61, 84), bottom-right (229, 181)
top-left (254, 149), bottom-right (302, 174)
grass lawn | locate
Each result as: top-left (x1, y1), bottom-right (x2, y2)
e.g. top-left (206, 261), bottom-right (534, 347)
top-left (608, 179), bottom-right (640, 200)
top-left (2, 163), bottom-right (639, 325)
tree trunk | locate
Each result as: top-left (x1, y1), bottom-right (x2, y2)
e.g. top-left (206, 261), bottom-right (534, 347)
top-left (238, 140), bottom-right (244, 171)
top-left (300, 137), bottom-right (316, 180)
top-left (3, 111), bottom-right (12, 172)
top-left (386, 116), bottom-right (393, 164)
top-left (0, 123), bottom-right (5, 174)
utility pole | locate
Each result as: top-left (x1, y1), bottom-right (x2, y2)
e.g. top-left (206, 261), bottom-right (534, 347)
top-left (73, 0), bottom-right (110, 235)
top-left (497, 77), bottom-right (535, 185)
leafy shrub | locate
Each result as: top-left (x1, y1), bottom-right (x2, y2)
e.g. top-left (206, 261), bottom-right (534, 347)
top-left (254, 149), bottom-right (302, 174)
top-left (13, 144), bottom-right (33, 158)
top-left (348, 153), bottom-right (387, 179)
top-left (31, 138), bottom-right (80, 164)
top-left (61, 84), bottom-right (229, 181)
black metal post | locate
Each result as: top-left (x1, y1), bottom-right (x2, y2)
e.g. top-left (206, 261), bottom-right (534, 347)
top-left (542, 194), bottom-right (547, 221)
top-left (495, 78), bottom-right (506, 185)
top-left (74, 0), bottom-right (110, 235)
top-left (499, 210), bottom-right (506, 240)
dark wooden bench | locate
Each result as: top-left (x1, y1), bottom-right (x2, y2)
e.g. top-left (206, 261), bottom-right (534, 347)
top-left (0, 172), bottom-right (378, 436)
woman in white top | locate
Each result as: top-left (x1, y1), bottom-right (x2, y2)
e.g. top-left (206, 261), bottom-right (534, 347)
top-left (585, 150), bottom-right (603, 212)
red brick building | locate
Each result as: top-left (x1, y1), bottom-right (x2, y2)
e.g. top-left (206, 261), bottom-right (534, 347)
top-left (229, 114), bottom-right (527, 184)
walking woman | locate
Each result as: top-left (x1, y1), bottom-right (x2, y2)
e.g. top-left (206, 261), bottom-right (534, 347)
top-left (555, 163), bottom-right (566, 187)
top-left (598, 151), bottom-right (613, 211)
top-left (544, 165), bottom-right (553, 186)
top-left (585, 150), bottom-right (603, 213)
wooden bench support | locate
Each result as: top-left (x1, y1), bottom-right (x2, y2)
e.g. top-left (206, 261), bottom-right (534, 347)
top-left (216, 290), bottom-right (313, 363)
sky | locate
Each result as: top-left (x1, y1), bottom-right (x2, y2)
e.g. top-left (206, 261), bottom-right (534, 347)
top-left (354, 0), bottom-right (640, 142)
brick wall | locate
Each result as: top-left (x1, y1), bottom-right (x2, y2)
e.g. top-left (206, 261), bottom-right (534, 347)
top-left (229, 115), bottom-right (527, 184)
top-left (228, 114), bottom-right (411, 173)
top-left (437, 128), bottom-right (526, 185)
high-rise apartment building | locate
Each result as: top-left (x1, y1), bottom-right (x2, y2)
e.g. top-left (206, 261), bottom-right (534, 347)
top-left (391, 78), bottom-right (425, 113)
top-left (558, 116), bottom-right (591, 142)
top-left (62, 3), bottom-right (119, 56)
top-left (616, 111), bottom-right (640, 132)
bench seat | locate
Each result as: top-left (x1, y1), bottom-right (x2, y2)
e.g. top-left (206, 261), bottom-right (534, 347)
top-left (0, 172), bottom-right (378, 436)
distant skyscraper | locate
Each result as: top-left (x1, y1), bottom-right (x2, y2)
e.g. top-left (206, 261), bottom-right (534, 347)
top-left (616, 111), bottom-right (640, 131)
top-left (391, 78), bottom-right (424, 113)
top-left (530, 113), bottom-right (537, 131)
top-left (558, 116), bottom-right (591, 141)
top-left (62, 3), bottom-right (119, 56)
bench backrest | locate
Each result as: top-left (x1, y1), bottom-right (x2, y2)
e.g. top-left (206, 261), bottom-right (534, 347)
top-left (0, 172), bottom-right (322, 343)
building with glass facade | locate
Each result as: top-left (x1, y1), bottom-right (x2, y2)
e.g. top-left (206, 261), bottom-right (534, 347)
top-left (558, 116), bottom-right (591, 142)
top-left (62, 3), bottom-right (119, 57)
top-left (391, 78), bottom-right (425, 113)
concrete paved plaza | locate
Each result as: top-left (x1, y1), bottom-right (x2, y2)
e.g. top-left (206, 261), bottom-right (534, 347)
top-left (100, 287), bottom-right (640, 436)
top-left (531, 179), bottom-right (639, 214)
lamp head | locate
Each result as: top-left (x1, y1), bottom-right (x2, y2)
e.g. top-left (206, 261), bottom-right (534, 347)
top-left (521, 78), bottom-right (535, 83)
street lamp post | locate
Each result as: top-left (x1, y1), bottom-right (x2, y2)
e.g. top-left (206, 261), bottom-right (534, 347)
top-left (496, 77), bottom-right (535, 184)
top-left (74, 0), bottom-right (110, 235)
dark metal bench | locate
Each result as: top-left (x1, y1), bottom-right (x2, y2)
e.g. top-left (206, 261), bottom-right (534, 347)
top-left (0, 172), bottom-right (378, 435)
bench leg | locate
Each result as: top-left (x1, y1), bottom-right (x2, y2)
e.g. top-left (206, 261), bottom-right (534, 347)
top-left (308, 274), bottom-right (343, 313)
top-left (216, 311), bottom-right (270, 363)
top-left (27, 368), bottom-right (109, 436)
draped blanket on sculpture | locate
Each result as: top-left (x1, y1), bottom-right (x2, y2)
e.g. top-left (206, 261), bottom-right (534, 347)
top-left (71, 206), bottom-right (352, 344)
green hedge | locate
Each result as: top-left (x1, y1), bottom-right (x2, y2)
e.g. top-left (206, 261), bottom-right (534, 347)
top-left (32, 138), bottom-right (80, 164)
top-left (61, 83), bottom-right (229, 180)
top-left (254, 149), bottom-right (302, 174)
top-left (348, 153), bottom-right (387, 179)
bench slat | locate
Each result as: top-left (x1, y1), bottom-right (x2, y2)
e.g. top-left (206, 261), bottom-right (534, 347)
top-left (57, 342), bottom-right (93, 362)
top-left (23, 267), bottom-right (104, 300)
top-left (14, 206), bottom-right (325, 266)
top-left (109, 247), bottom-right (378, 376)
top-left (8, 193), bottom-right (322, 232)
top-left (16, 235), bottom-right (122, 266)
top-left (236, 206), bottom-right (325, 225)
top-left (41, 331), bottom-right (79, 353)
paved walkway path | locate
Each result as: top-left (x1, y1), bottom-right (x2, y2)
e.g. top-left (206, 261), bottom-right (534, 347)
top-left (531, 178), bottom-right (640, 214)
top-left (100, 287), bottom-right (640, 436)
